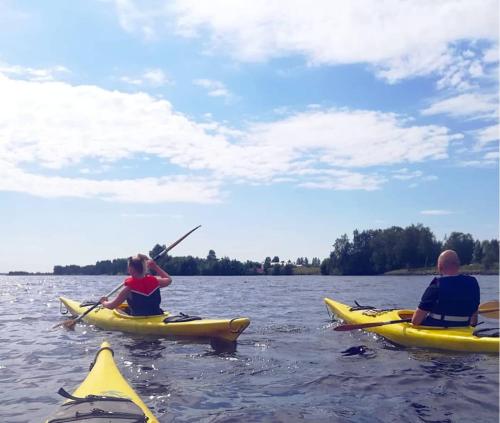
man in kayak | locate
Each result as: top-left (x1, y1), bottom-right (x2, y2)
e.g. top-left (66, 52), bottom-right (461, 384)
top-left (411, 249), bottom-right (479, 327)
top-left (100, 254), bottom-right (172, 316)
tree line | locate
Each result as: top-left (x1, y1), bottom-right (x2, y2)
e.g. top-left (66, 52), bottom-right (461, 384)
top-left (320, 224), bottom-right (499, 275)
top-left (53, 248), bottom-right (322, 276)
top-left (51, 224), bottom-right (498, 276)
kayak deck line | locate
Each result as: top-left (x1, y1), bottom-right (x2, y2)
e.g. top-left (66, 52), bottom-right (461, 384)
top-left (325, 297), bottom-right (499, 353)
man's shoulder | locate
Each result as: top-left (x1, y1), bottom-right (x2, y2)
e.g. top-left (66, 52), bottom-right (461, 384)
top-left (458, 274), bottom-right (479, 283)
top-left (428, 277), bottom-right (439, 286)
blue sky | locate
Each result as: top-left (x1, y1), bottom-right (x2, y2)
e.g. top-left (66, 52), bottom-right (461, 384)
top-left (0, 0), bottom-right (498, 272)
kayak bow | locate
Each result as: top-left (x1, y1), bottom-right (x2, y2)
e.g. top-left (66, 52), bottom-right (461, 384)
top-left (46, 341), bottom-right (158, 422)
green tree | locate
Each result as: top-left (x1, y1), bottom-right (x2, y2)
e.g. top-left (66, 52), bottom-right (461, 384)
top-left (207, 249), bottom-right (217, 261)
top-left (320, 258), bottom-right (331, 275)
top-left (330, 234), bottom-right (352, 274)
top-left (283, 263), bottom-right (294, 275)
top-left (444, 232), bottom-right (474, 264)
top-left (272, 264), bottom-right (282, 275)
top-left (482, 240), bottom-right (499, 270)
top-left (263, 257), bottom-right (272, 274)
top-left (350, 229), bottom-right (376, 274)
top-left (150, 244), bottom-right (166, 260)
top-left (472, 240), bottom-right (483, 264)
top-left (180, 256), bottom-right (199, 275)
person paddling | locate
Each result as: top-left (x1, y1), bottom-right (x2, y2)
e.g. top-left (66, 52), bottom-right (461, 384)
top-left (100, 254), bottom-right (172, 316)
top-left (411, 249), bottom-right (480, 327)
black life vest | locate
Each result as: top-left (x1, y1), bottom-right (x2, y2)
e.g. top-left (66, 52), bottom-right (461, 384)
top-left (124, 275), bottom-right (163, 316)
top-left (423, 275), bottom-right (480, 327)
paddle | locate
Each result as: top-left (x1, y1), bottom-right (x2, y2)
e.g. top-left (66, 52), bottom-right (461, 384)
top-left (478, 300), bottom-right (499, 319)
top-left (334, 318), bottom-right (412, 331)
top-left (54, 225), bottom-right (202, 330)
top-left (334, 300), bottom-right (500, 331)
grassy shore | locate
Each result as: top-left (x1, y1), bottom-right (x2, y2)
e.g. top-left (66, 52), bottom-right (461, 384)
top-left (385, 263), bottom-right (499, 276)
top-left (292, 266), bottom-right (321, 275)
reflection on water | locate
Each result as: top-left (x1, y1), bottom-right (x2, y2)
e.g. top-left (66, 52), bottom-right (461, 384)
top-left (123, 338), bottom-right (166, 359)
top-left (410, 350), bottom-right (481, 377)
top-left (340, 345), bottom-right (377, 358)
top-left (0, 275), bottom-right (498, 422)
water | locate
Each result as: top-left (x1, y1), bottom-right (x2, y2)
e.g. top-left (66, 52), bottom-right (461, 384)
top-left (0, 275), bottom-right (498, 422)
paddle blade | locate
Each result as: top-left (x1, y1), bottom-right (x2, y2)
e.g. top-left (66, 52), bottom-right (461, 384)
top-left (334, 322), bottom-right (383, 331)
top-left (334, 324), bottom-right (369, 331)
top-left (52, 318), bottom-right (78, 330)
top-left (479, 300), bottom-right (499, 319)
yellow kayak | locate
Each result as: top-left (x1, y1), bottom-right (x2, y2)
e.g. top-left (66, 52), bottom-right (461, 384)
top-left (46, 341), bottom-right (158, 422)
top-left (325, 297), bottom-right (499, 353)
top-left (59, 297), bottom-right (250, 343)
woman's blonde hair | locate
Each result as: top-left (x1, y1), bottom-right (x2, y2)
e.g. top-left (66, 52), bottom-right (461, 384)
top-left (127, 254), bottom-right (149, 277)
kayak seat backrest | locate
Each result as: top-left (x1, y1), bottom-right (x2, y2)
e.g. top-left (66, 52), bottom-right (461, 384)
top-left (164, 312), bottom-right (202, 324)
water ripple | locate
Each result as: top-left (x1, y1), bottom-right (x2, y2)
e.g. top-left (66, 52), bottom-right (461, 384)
top-left (0, 275), bottom-right (497, 422)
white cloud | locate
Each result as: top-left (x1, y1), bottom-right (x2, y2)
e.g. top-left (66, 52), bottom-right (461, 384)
top-left (484, 46), bottom-right (499, 63)
top-left (120, 76), bottom-right (143, 85)
top-left (112, 0), bottom-right (498, 84)
top-left (120, 68), bottom-right (169, 86)
top-left (458, 157), bottom-right (498, 167)
top-left (483, 150), bottom-right (499, 160)
top-left (431, 48), bottom-right (495, 91)
top-left (392, 168), bottom-right (423, 180)
top-left (0, 63), bottom-right (69, 81)
top-left (0, 69), bottom-right (462, 201)
top-left (193, 78), bottom-right (232, 98)
top-left (239, 110), bottom-right (459, 172)
top-left (391, 168), bottom-right (438, 187)
top-left (0, 161), bottom-right (222, 203)
top-left (112, 0), bottom-right (166, 40)
top-left (143, 68), bottom-right (168, 85)
top-left (297, 170), bottom-right (386, 191)
top-left (420, 210), bottom-right (454, 216)
top-left (474, 124), bottom-right (499, 149)
top-left (421, 93), bottom-right (498, 120)
top-left (121, 212), bottom-right (184, 219)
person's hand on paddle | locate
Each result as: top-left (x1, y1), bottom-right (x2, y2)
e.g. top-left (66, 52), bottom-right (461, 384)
top-left (146, 259), bottom-right (159, 270)
top-left (99, 296), bottom-right (108, 304)
top-left (146, 259), bottom-right (172, 287)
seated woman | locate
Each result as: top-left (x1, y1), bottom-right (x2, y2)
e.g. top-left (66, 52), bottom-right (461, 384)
top-left (411, 250), bottom-right (479, 327)
top-left (100, 254), bottom-right (172, 316)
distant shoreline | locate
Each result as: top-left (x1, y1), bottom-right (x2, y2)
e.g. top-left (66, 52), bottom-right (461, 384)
top-left (384, 263), bottom-right (499, 276)
top-left (3, 265), bottom-right (498, 277)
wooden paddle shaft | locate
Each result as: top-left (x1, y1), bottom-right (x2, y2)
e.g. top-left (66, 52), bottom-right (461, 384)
top-left (152, 225), bottom-right (201, 261)
top-left (72, 282), bottom-right (124, 324)
top-left (334, 318), bottom-right (412, 331)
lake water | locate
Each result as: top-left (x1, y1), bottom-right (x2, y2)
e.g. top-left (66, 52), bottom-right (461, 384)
top-left (0, 275), bottom-right (498, 422)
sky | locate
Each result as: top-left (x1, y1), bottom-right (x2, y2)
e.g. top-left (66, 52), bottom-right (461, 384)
top-left (0, 0), bottom-right (498, 272)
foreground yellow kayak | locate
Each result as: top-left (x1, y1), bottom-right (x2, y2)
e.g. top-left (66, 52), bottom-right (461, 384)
top-left (325, 297), bottom-right (499, 353)
top-left (59, 297), bottom-right (250, 343)
top-left (46, 341), bottom-right (158, 422)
